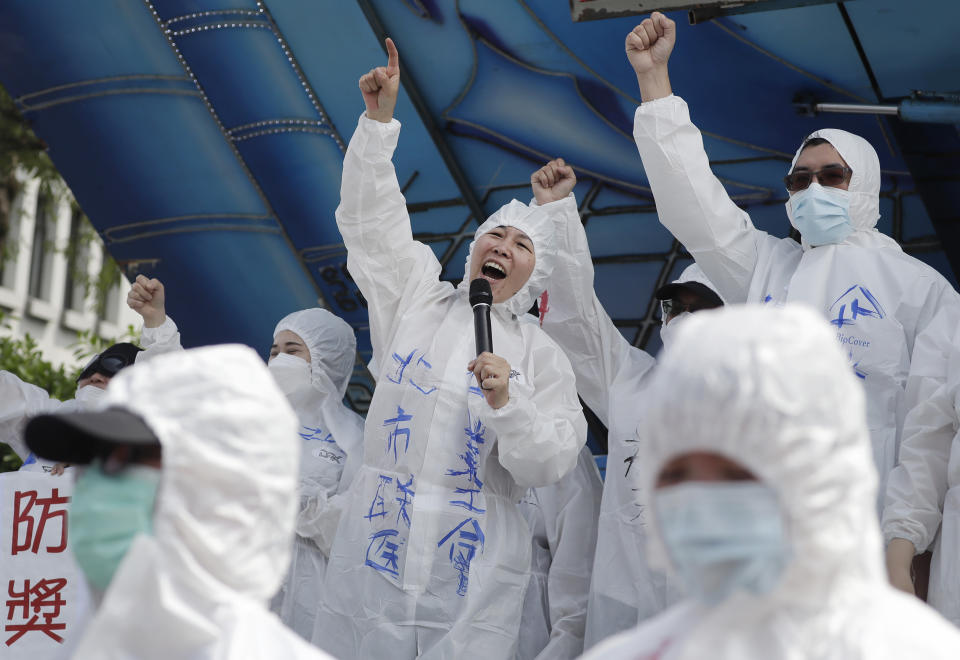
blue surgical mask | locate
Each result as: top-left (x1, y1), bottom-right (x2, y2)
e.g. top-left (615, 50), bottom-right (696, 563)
top-left (69, 461), bottom-right (161, 591)
top-left (788, 183), bottom-right (854, 246)
top-left (655, 481), bottom-right (789, 604)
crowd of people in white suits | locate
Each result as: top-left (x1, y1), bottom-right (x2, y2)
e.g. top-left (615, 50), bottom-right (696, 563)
top-left (6, 12), bottom-right (960, 660)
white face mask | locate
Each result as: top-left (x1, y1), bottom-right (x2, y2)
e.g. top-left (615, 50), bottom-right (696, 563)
top-left (74, 384), bottom-right (107, 409)
top-left (655, 481), bottom-right (789, 603)
top-left (268, 353), bottom-right (312, 396)
top-left (786, 183), bottom-right (854, 246)
top-left (659, 311), bottom-right (692, 351)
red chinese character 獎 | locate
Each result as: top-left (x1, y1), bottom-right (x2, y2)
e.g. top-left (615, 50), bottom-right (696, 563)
top-left (5, 578), bottom-right (67, 646)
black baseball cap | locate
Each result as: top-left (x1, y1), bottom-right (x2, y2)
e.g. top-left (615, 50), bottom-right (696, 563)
top-left (654, 281), bottom-right (724, 308)
top-left (77, 343), bottom-right (142, 383)
top-left (25, 407), bottom-right (160, 465)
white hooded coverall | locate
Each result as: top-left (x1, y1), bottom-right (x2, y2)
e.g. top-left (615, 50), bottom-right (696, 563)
top-left (883, 315), bottom-right (960, 626)
top-left (269, 308), bottom-right (365, 640)
top-left (516, 444), bottom-right (602, 660)
top-left (313, 115), bottom-right (587, 659)
top-left (583, 304), bottom-right (960, 660)
top-left (633, 96), bottom-right (960, 509)
top-left (540, 211), bottom-right (717, 646)
top-left (70, 345), bottom-right (334, 659)
top-left (139, 310), bottom-right (364, 639)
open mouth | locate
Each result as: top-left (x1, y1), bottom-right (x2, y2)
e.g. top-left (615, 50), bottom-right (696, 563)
top-left (481, 261), bottom-right (507, 280)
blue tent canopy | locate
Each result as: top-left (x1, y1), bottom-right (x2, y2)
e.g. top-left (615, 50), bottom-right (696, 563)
top-left (1, 0), bottom-right (957, 431)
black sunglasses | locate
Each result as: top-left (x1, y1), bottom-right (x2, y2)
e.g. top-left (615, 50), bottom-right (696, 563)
top-left (783, 165), bottom-right (852, 193)
top-left (78, 354), bottom-right (134, 382)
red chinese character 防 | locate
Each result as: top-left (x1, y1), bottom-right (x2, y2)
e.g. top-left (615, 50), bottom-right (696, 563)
top-left (11, 489), bottom-right (69, 555)
top-left (5, 578), bottom-right (67, 646)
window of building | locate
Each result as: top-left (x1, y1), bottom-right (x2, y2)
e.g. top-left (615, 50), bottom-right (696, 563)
top-left (27, 190), bottom-right (55, 300)
top-left (63, 209), bottom-right (90, 311)
top-left (96, 254), bottom-right (122, 324)
top-left (99, 279), bottom-right (120, 324)
top-left (0, 189), bottom-right (19, 289)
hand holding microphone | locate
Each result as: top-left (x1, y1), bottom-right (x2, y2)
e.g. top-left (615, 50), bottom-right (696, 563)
top-left (468, 278), bottom-right (510, 409)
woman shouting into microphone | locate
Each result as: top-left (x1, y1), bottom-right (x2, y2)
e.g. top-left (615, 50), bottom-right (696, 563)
top-left (312, 39), bottom-right (586, 660)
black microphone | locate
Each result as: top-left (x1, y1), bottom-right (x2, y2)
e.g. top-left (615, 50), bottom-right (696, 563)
top-left (469, 278), bottom-right (493, 356)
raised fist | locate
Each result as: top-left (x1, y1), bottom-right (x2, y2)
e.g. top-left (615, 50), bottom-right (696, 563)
top-left (531, 158), bottom-right (577, 206)
top-left (127, 274), bottom-right (166, 328)
top-left (625, 12), bottom-right (676, 77)
top-left (359, 38), bottom-right (400, 123)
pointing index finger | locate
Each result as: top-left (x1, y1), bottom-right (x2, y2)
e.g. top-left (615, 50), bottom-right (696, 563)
top-left (385, 37), bottom-right (399, 75)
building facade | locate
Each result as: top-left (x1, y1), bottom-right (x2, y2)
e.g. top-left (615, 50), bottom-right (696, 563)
top-left (0, 173), bottom-right (139, 370)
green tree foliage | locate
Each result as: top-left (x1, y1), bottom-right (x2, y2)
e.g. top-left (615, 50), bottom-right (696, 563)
top-left (1, 82), bottom-right (60, 253)
top-left (0, 83), bottom-right (58, 182)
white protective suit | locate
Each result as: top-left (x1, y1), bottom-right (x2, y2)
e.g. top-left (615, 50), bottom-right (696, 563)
top-left (99, 316), bottom-right (186, 372)
top-left (269, 308), bottom-right (365, 640)
top-left (71, 345), bottom-right (334, 659)
top-left (313, 115), bottom-right (587, 659)
top-left (541, 204), bottom-right (722, 646)
top-left (633, 95), bottom-right (960, 509)
top-left (1, 320), bottom-right (181, 471)
top-left (883, 313), bottom-right (960, 625)
top-left (0, 372), bottom-right (88, 471)
top-left (516, 444), bottom-right (602, 660)
top-left (137, 316), bottom-right (183, 360)
top-left (140, 311), bottom-right (365, 637)
top-left (582, 304), bottom-right (960, 660)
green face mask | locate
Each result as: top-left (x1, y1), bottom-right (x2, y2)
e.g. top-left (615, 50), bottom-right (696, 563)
top-left (69, 461), bottom-right (161, 591)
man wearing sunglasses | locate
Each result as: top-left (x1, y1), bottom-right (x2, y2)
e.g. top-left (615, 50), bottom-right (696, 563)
top-left (625, 12), bottom-right (960, 520)
top-left (0, 341), bottom-right (142, 474)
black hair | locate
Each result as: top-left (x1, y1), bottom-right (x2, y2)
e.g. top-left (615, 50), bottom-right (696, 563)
top-left (800, 136), bottom-right (831, 150)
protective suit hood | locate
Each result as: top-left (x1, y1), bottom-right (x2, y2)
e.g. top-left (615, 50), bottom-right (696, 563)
top-left (785, 129), bottom-right (900, 250)
top-left (274, 308), bottom-right (356, 398)
top-left (99, 344), bottom-right (300, 602)
top-left (459, 199), bottom-right (561, 317)
top-left (638, 305), bottom-right (884, 606)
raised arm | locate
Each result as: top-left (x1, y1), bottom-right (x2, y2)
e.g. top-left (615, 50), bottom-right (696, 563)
top-left (628, 13), bottom-right (771, 303)
top-left (533, 159), bottom-right (655, 425)
top-left (337, 38), bottom-right (446, 355)
top-left (127, 275), bottom-right (182, 361)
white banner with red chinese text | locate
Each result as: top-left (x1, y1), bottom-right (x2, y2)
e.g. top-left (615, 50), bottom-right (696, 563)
top-left (0, 471), bottom-right (92, 659)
